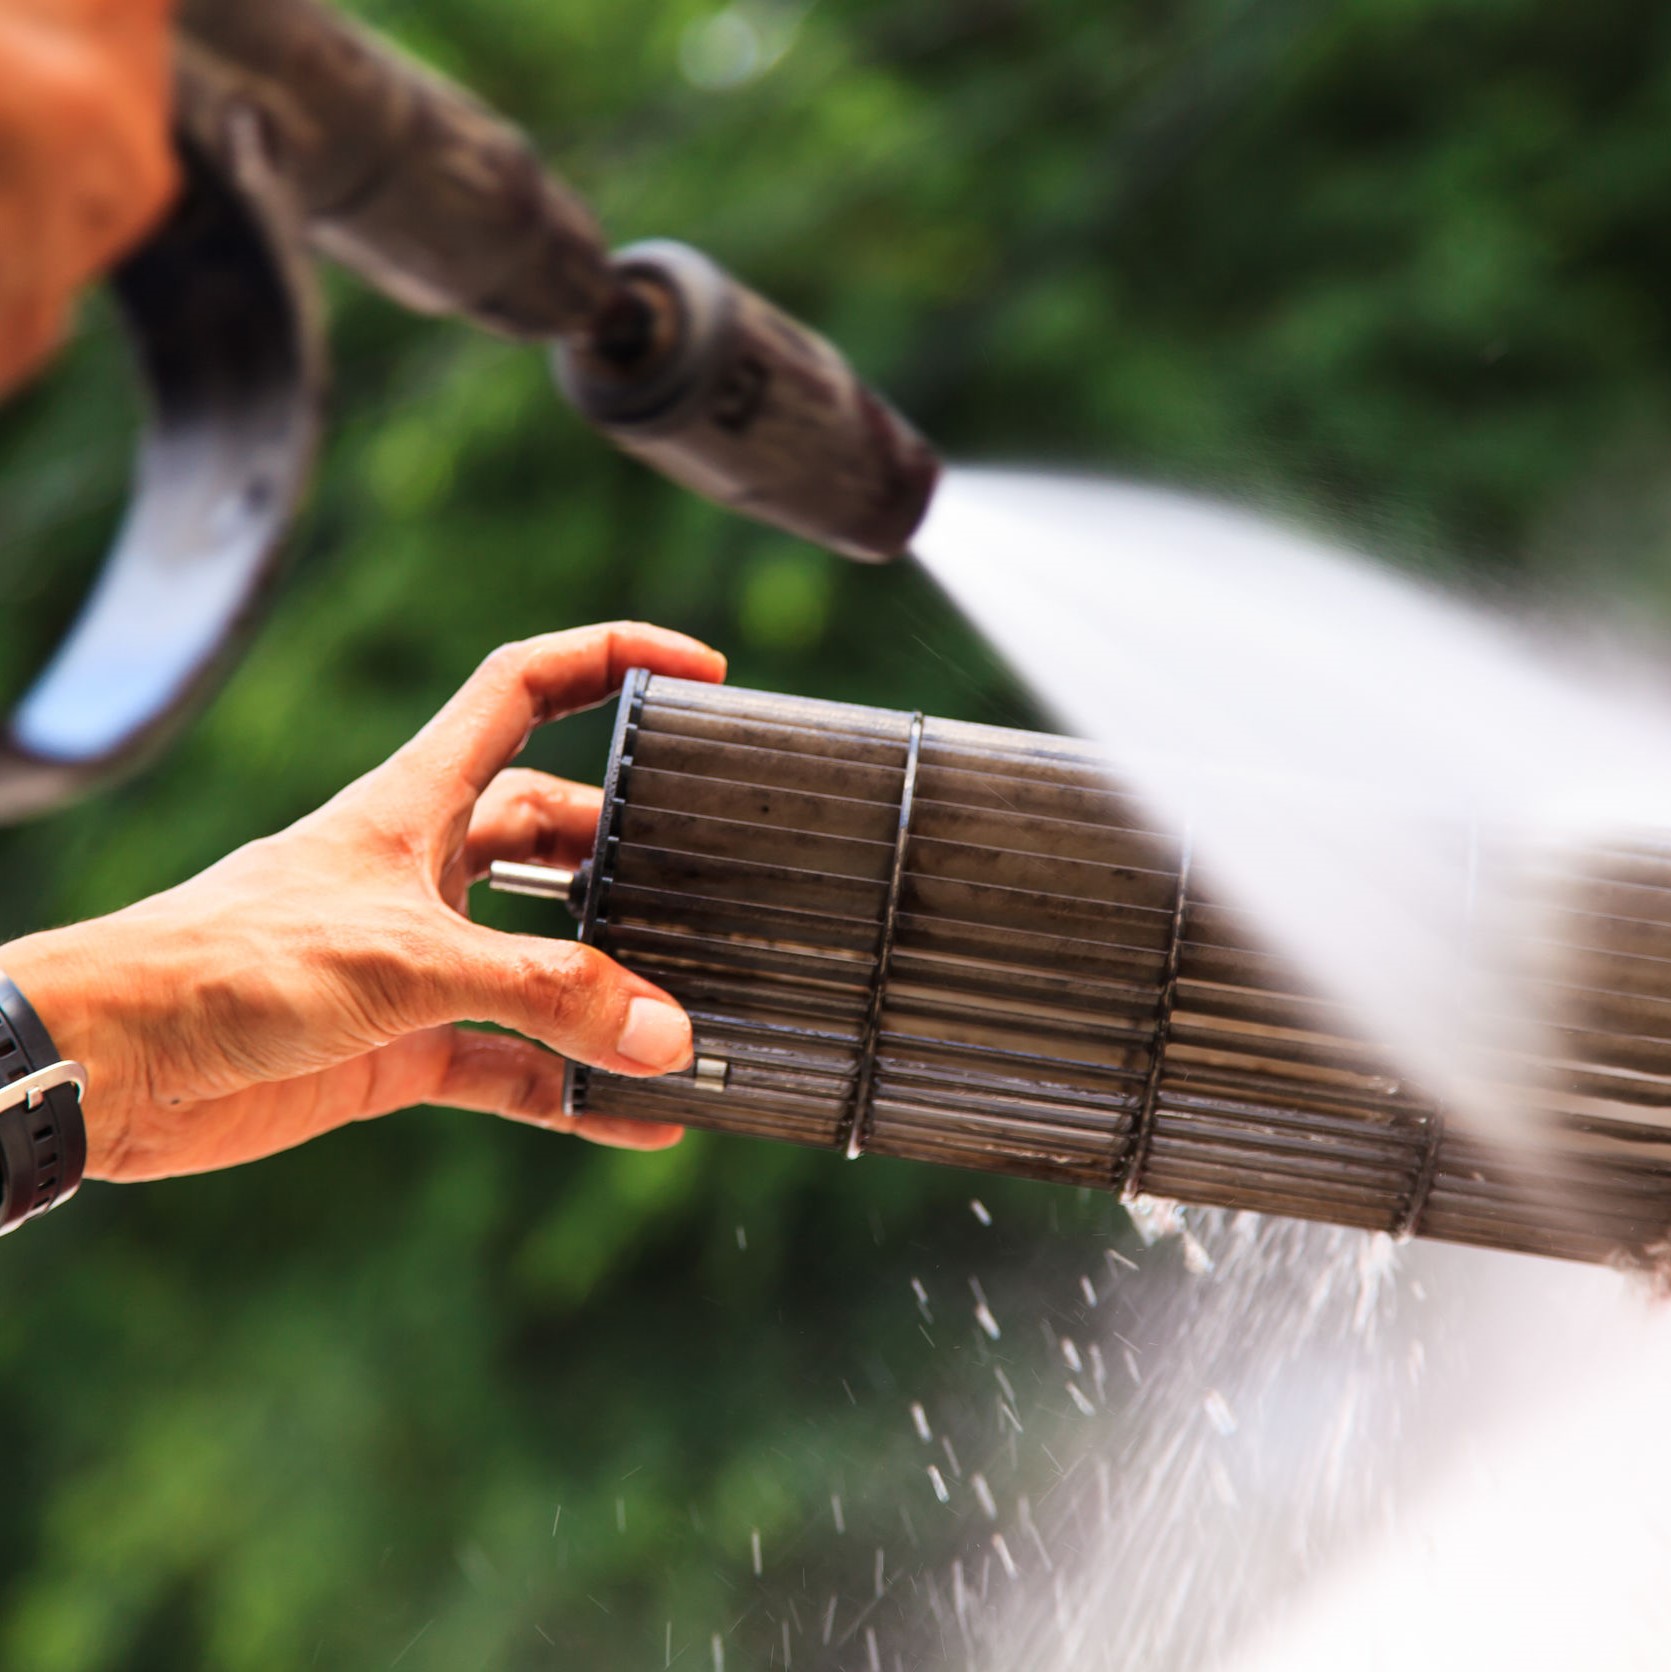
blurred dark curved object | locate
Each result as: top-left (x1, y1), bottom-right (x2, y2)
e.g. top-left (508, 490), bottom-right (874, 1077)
top-left (0, 125), bottom-right (323, 823)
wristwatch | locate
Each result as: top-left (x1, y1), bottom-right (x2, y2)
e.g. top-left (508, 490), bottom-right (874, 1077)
top-left (0, 976), bottom-right (88, 1233)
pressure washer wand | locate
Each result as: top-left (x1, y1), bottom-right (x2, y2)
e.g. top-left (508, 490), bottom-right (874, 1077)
top-left (1, 0), bottom-right (937, 820)
top-left (174, 0), bottom-right (939, 561)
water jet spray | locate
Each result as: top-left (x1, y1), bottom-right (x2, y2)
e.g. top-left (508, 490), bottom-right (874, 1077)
top-left (493, 672), bottom-right (1671, 1272)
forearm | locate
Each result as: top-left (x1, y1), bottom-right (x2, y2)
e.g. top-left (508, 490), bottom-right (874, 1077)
top-left (3, 912), bottom-right (185, 1179)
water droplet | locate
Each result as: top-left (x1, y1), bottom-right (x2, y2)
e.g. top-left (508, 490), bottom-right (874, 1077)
top-left (970, 1198), bottom-right (992, 1226)
top-left (830, 1493), bottom-right (845, 1535)
top-left (992, 1532), bottom-right (1019, 1580)
top-left (909, 1401), bottom-right (932, 1443)
top-left (751, 1528), bottom-right (762, 1576)
top-left (1089, 1342), bottom-right (1108, 1403)
top-left (927, 1464), bottom-right (950, 1504)
top-left (1209, 1455), bottom-right (1238, 1507)
top-left (941, 1435), bottom-right (962, 1478)
top-left (1126, 1194), bottom-right (1182, 1246)
top-left (1203, 1389), bottom-right (1238, 1435)
top-left (1019, 1496), bottom-right (1054, 1572)
top-left (972, 1473), bottom-right (998, 1520)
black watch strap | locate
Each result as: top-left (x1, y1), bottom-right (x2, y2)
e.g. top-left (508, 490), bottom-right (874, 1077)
top-left (0, 976), bottom-right (88, 1232)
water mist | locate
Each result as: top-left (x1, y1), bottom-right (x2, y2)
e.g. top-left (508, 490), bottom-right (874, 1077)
top-left (882, 467), bottom-right (1671, 1670)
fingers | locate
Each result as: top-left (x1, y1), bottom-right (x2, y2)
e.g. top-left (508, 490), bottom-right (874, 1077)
top-left (422, 922), bottom-right (697, 1079)
top-left (463, 769), bottom-right (603, 880)
top-left (116, 1027), bottom-right (685, 1176)
top-left (395, 622), bottom-right (726, 808)
top-left (249, 1029), bottom-right (686, 1153)
top-left (418, 1028), bottom-right (685, 1151)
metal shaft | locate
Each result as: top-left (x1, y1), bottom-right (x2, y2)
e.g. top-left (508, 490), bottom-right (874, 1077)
top-left (556, 673), bottom-right (1671, 1271)
top-left (488, 860), bottom-right (579, 903)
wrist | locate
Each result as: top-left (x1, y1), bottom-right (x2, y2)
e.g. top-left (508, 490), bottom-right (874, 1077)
top-left (3, 922), bottom-right (140, 1179)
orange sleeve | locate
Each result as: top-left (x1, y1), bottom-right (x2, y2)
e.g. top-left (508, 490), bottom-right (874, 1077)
top-left (0, 0), bottom-right (179, 394)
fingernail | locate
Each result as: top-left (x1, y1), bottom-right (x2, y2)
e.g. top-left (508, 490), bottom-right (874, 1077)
top-left (616, 997), bottom-right (692, 1071)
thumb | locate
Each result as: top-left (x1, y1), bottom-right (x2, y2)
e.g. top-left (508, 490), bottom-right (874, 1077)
top-left (430, 922), bottom-right (695, 1079)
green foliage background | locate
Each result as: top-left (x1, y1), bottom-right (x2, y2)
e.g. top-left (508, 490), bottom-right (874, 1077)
top-left (7, 0), bottom-right (1671, 1664)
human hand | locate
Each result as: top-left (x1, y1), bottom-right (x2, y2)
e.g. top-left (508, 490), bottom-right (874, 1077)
top-left (1, 623), bottom-right (727, 1181)
top-left (0, 0), bottom-right (179, 393)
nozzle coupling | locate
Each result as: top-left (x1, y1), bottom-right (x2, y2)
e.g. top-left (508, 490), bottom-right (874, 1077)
top-left (554, 241), bottom-right (939, 562)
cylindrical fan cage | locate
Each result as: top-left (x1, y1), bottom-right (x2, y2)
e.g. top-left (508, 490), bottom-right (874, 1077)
top-left (562, 673), bottom-right (1671, 1268)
